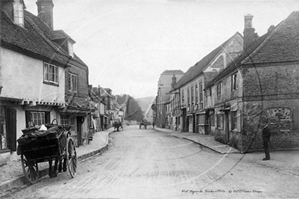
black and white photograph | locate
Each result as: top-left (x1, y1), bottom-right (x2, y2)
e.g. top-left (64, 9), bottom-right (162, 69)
top-left (0, 0), bottom-right (298, 198)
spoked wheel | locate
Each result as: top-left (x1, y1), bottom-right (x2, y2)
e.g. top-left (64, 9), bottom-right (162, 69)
top-left (66, 137), bottom-right (77, 178)
top-left (21, 154), bottom-right (39, 184)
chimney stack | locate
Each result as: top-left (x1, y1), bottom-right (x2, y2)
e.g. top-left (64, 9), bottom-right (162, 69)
top-left (243, 14), bottom-right (258, 50)
top-left (36, 0), bottom-right (54, 30)
top-left (171, 74), bottom-right (177, 89)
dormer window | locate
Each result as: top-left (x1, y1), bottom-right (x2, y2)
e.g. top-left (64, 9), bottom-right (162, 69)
top-left (13, 0), bottom-right (24, 27)
top-left (67, 40), bottom-right (75, 57)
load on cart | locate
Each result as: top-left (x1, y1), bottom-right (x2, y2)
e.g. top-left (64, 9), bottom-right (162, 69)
top-left (113, 119), bottom-right (123, 132)
top-left (17, 119), bottom-right (77, 184)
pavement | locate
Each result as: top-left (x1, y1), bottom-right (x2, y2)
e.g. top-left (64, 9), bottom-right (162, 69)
top-left (154, 126), bottom-right (299, 176)
top-left (0, 127), bottom-right (114, 197)
top-left (154, 127), bottom-right (241, 154)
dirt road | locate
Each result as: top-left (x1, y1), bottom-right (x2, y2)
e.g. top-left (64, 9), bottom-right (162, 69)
top-left (6, 126), bottom-right (298, 199)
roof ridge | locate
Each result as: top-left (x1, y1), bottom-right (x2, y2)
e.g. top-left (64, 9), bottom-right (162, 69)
top-left (174, 32), bottom-right (240, 89)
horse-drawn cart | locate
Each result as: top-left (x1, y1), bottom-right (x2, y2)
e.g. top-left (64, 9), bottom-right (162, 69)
top-left (17, 120), bottom-right (77, 184)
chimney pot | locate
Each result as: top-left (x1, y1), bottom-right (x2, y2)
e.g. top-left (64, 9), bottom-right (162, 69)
top-left (243, 14), bottom-right (258, 50)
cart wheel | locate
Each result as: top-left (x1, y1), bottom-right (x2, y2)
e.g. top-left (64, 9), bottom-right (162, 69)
top-left (21, 154), bottom-right (39, 184)
top-left (66, 137), bottom-right (77, 178)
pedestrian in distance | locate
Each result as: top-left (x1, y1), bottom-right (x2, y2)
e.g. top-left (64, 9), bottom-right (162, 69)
top-left (152, 121), bottom-right (155, 129)
top-left (262, 123), bottom-right (271, 160)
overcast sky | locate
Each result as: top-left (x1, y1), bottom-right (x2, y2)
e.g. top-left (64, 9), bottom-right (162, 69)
top-left (25, 0), bottom-right (298, 98)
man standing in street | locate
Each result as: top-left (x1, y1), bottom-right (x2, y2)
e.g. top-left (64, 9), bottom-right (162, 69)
top-left (262, 123), bottom-right (271, 160)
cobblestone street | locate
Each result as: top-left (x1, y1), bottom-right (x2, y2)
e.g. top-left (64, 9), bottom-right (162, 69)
top-left (4, 126), bottom-right (298, 199)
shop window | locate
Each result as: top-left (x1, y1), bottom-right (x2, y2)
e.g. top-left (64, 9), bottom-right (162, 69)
top-left (217, 114), bottom-right (224, 129)
top-left (231, 111), bottom-right (237, 130)
top-left (198, 114), bottom-right (205, 125)
top-left (211, 112), bottom-right (215, 126)
top-left (25, 111), bottom-right (50, 127)
top-left (60, 115), bottom-right (69, 126)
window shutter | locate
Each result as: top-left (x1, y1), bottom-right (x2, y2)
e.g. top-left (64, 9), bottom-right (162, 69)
top-left (25, 111), bottom-right (31, 128)
top-left (45, 112), bottom-right (50, 124)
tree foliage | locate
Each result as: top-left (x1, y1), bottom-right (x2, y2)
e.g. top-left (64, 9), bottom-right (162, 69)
top-left (115, 94), bottom-right (144, 122)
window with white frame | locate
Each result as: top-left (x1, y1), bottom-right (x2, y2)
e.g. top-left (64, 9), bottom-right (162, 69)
top-left (195, 84), bottom-right (198, 105)
top-left (187, 88), bottom-right (190, 106)
top-left (217, 82), bottom-right (222, 96)
top-left (191, 86), bottom-right (194, 105)
top-left (26, 111), bottom-right (50, 127)
top-left (231, 111), bottom-right (237, 130)
top-left (181, 89), bottom-right (185, 105)
top-left (69, 73), bottom-right (78, 92)
top-left (60, 115), bottom-right (69, 126)
top-left (44, 63), bottom-right (59, 84)
top-left (232, 73), bottom-right (238, 91)
top-left (199, 82), bottom-right (203, 109)
top-left (13, 0), bottom-right (24, 27)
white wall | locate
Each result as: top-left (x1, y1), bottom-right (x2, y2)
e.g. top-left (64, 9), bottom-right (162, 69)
top-left (0, 48), bottom-right (65, 103)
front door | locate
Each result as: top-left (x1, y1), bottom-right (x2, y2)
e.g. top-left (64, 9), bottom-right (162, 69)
top-left (77, 117), bottom-right (83, 146)
top-left (0, 107), bottom-right (17, 152)
top-left (225, 112), bottom-right (230, 143)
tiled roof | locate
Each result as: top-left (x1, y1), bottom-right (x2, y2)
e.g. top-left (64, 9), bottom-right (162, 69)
top-left (1, 10), bottom-right (64, 66)
top-left (50, 30), bottom-right (75, 43)
top-left (206, 11), bottom-right (299, 88)
top-left (173, 33), bottom-right (239, 89)
top-left (243, 11), bottom-right (299, 64)
top-left (0, 9), bottom-right (87, 68)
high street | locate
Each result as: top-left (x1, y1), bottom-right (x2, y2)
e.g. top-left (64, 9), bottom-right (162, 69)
top-left (5, 126), bottom-right (299, 199)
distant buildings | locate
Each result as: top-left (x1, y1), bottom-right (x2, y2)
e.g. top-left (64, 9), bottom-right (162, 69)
top-left (156, 70), bottom-right (184, 128)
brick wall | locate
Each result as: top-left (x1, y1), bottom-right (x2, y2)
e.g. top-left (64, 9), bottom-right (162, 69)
top-left (65, 65), bottom-right (89, 98)
top-left (241, 99), bottom-right (299, 152)
top-left (242, 63), bottom-right (298, 100)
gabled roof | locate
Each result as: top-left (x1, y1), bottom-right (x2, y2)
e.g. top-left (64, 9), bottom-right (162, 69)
top-left (0, 9), bottom-right (87, 68)
top-left (173, 32), bottom-right (241, 89)
top-left (205, 11), bottom-right (299, 88)
top-left (50, 30), bottom-right (76, 43)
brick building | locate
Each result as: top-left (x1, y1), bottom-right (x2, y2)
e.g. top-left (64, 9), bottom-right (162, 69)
top-left (205, 12), bottom-right (299, 152)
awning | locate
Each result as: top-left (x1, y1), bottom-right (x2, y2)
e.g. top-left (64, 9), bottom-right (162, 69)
top-left (187, 113), bottom-right (193, 117)
top-left (231, 102), bottom-right (238, 111)
top-left (219, 107), bottom-right (230, 112)
top-left (0, 97), bottom-right (22, 102)
top-left (196, 110), bottom-right (206, 115)
top-left (58, 106), bottom-right (92, 116)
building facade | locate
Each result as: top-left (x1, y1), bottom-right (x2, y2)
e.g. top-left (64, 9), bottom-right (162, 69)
top-left (205, 12), bottom-right (299, 152)
top-left (0, 0), bottom-right (94, 164)
top-left (173, 32), bottom-right (243, 134)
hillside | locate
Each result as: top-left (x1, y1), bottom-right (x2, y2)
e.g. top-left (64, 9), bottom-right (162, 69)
top-left (136, 96), bottom-right (155, 113)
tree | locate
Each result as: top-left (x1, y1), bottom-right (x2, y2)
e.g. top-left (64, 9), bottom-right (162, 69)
top-left (115, 94), bottom-right (144, 121)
